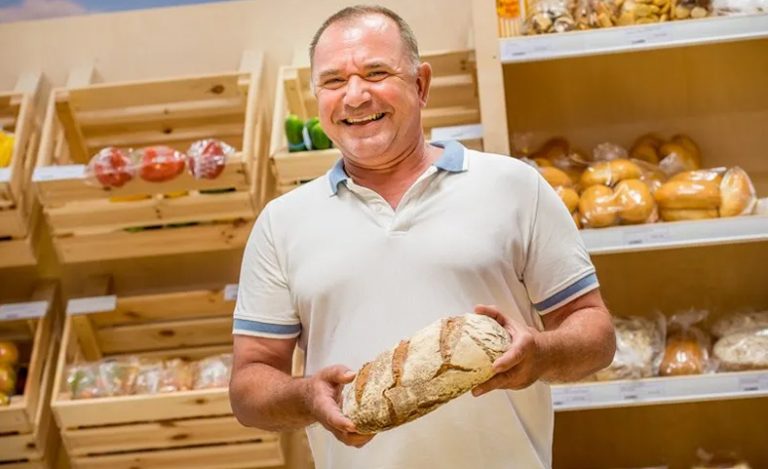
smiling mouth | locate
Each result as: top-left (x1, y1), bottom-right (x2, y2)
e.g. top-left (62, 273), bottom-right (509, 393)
top-left (342, 113), bottom-right (384, 125)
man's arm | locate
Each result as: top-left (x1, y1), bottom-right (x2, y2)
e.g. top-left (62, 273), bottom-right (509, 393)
top-left (229, 335), bottom-right (374, 447)
top-left (472, 289), bottom-right (615, 394)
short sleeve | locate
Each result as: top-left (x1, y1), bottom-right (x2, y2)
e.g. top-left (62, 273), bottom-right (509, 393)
top-left (233, 204), bottom-right (301, 338)
top-left (522, 176), bottom-right (599, 315)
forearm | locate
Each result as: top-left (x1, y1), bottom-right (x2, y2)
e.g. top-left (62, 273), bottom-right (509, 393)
top-left (229, 363), bottom-right (315, 431)
top-left (536, 307), bottom-right (615, 382)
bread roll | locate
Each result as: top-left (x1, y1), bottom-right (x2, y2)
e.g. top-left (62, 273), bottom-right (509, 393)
top-left (660, 208), bottom-right (719, 222)
top-left (670, 169), bottom-right (723, 185)
top-left (556, 186), bottom-right (579, 213)
top-left (533, 137), bottom-right (569, 161)
top-left (719, 167), bottom-right (756, 217)
top-left (654, 180), bottom-right (721, 209)
top-left (659, 332), bottom-right (706, 376)
top-left (659, 142), bottom-right (700, 172)
top-left (580, 159), bottom-right (641, 188)
top-left (614, 179), bottom-right (655, 224)
top-left (579, 185), bottom-right (618, 228)
top-left (342, 314), bottom-right (510, 434)
top-left (670, 134), bottom-right (702, 166)
top-left (540, 166), bottom-right (573, 188)
top-left (629, 143), bottom-right (660, 165)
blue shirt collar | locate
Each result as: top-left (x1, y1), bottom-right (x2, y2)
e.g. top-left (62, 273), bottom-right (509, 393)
top-left (328, 140), bottom-right (467, 195)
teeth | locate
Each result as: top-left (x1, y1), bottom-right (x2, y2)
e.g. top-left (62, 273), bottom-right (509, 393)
top-left (345, 113), bottom-right (382, 124)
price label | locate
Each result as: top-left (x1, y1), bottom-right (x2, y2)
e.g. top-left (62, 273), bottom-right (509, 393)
top-left (623, 24), bottom-right (671, 47)
top-left (618, 381), bottom-right (666, 401)
top-left (224, 284), bottom-right (239, 301)
top-left (552, 386), bottom-right (593, 408)
top-left (738, 375), bottom-right (768, 393)
top-left (33, 165), bottom-right (86, 182)
top-left (0, 168), bottom-right (11, 183)
top-left (430, 124), bottom-right (483, 142)
top-left (0, 301), bottom-right (48, 321)
top-left (66, 295), bottom-right (117, 316)
top-left (623, 226), bottom-right (671, 246)
top-left (500, 39), bottom-right (554, 62)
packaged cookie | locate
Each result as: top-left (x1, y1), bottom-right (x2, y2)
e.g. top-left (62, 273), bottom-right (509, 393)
top-left (673, 0), bottom-right (711, 19)
top-left (525, 0), bottom-right (577, 34)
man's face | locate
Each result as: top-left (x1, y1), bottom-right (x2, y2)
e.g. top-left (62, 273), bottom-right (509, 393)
top-left (311, 14), bottom-right (430, 167)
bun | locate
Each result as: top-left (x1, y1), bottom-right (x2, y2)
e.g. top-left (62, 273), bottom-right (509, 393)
top-left (670, 169), bottom-right (723, 185)
top-left (556, 186), bottom-right (580, 213)
top-left (659, 208), bottom-right (719, 222)
top-left (659, 142), bottom-right (700, 172)
top-left (540, 166), bottom-right (573, 188)
top-left (580, 159), bottom-right (641, 188)
top-left (614, 179), bottom-right (655, 224)
top-left (341, 314), bottom-right (510, 434)
top-left (579, 185), bottom-right (618, 228)
top-left (719, 167), bottom-right (756, 217)
top-left (654, 180), bottom-right (720, 209)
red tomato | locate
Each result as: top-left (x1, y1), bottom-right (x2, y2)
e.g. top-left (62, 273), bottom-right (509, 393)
top-left (138, 146), bottom-right (186, 182)
top-left (91, 147), bottom-right (133, 188)
top-left (187, 139), bottom-right (233, 180)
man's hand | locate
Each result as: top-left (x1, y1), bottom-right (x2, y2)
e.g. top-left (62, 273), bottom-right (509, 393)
top-left (306, 365), bottom-right (375, 448)
top-left (471, 304), bottom-right (544, 395)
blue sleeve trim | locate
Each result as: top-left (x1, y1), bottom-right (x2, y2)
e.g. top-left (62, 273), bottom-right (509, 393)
top-left (534, 272), bottom-right (598, 312)
top-left (233, 318), bottom-right (301, 336)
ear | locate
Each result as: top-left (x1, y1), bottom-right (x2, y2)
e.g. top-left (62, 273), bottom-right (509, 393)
top-left (415, 62), bottom-right (432, 108)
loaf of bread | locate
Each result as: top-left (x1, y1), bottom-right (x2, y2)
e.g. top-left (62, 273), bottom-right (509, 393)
top-left (341, 314), bottom-right (510, 434)
top-left (719, 166), bottom-right (756, 217)
top-left (654, 179), bottom-right (721, 210)
top-left (713, 331), bottom-right (768, 371)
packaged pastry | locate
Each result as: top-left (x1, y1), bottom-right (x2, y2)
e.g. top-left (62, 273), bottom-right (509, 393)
top-left (673, 0), bottom-right (711, 19)
top-left (630, 133), bottom-right (664, 165)
top-left (574, 0), bottom-right (622, 29)
top-left (134, 359), bottom-right (193, 394)
top-left (614, 178), bottom-right (658, 224)
top-left (595, 315), bottom-right (665, 381)
top-left (711, 311), bottom-right (768, 338)
top-left (540, 166), bottom-right (574, 188)
top-left (659, 310), bottom-right (712, 376)
top-left (719, 167), bottom-right (756, 217)
top-left (532, 137), bottom-right (587, 185)
top-left (524, 0), bottom-right (577, 34)
top-left (556, 186), bottom-right (580, 214)
top-left (67, 357), bottom-right (140, 399)
top-left (579, 184), bottom-right (619, 228)
top-left (713, 329), bottom-right (768, 371)
top-left (193, 354), bottom-right (233, 389)
top-left (580, 158), bottom-right (642, 188)
top-left (654, 179), bottom-right (721, 210)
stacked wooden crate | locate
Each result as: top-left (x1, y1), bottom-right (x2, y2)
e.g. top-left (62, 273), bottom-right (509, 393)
top-left (268, 49), bottom-right (483, 195)
top-left (33, 53), bottom-right (270, 263)
top-left (51, 279), bottom-right (285, 469)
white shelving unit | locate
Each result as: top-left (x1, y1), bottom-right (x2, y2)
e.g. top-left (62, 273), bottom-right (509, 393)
top-left (498, 13), bottom-right (768, 64)
top-left (552, 371), bottom-right (768, 412)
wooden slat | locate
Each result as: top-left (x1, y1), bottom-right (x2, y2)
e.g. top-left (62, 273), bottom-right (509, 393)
top-left (71, 439), bottom-right (284, 469)
top-left (54, 388), bottom-right (232, 428)
top-left (0, 432), bottom-right (44, 463)
top-left (47, 191), bottom-right (254, 235)
top-left (36, 153), bottom-right (248, 205)
top-left (0, 208), bottom-right (28, 238)
top-left (84, 122), bottom-right (244, 151)
top-left (71, 316), bottom-right (101, 362)
top-left (422, 106), bottom-right (481, 130)
top-left (67, 73), bottom-right (247, 112)
top-left (283, 67), bottom-right (309, 120)
top-left (76, 97), bottom-right (246, 127)
top-left (271, 148), bottom-right (339, 185)
top-left (97, 316), bottom-right (233, 354)
top-left (0, 401), bottom-right (33, 434)
top-left (53, 219), bottom-right (253, 263)
top-left (55, 93), bottom-right (89, 164)
top-left (0, 237), bottom-right (36, 268)
top-left (116, 344), bottom-right (232, 362)
top-left (422, 49), bottom-right (475, 77)
top-left (90, 289), bottom-right (233, 328)
top-left (63, 416), bottom-right (274, 456)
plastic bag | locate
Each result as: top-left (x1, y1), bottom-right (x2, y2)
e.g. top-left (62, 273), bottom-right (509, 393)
top-left (673, 0), bottom-right (711, 19)
top-left (712, 311), bottom-right (768, 337)
top-left (711, 0), bottom-right (767, 15)
top-left (617, 0), bottom-right (671, 25)
top-left (595, 315), bottom-right (666, 381)
top-left (719, 166), bottom-right (757, 217)
top-left (67, 363), bottom-right (103, 399)
top-left (713, 328), bottom-right (768, 371)
top-left (693, 448), bottom-right (753, 469)
top-left (134, 146), bottom-right (187, 183)
top-left (67, 357), bottom-right (140, 399)
top-left (86, 147), bottom-right (135, 188)
top-left (187, 139), bottom-right (234, 180)
top-left (659, 310), bottom-right (713, 376)
top-left (193, 354), bottom-right (233, 390)
top-left (654, 168), bottom-right (723, 222)
top-left (524, 0), bottom-right (577, 34)
top-left (580, 158), bottom-right (642, 188)
top-left (574, 0), bottom-right (621, 29)
top-left (134, 358), bottom-right (193, 394)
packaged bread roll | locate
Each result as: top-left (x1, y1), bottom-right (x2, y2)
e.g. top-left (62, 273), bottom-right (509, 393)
top-left (555, 186), bottom-right (580, 213)
top-left (580, 158), bottom-right (642, 188)
top-left (719, 166), bottom-right (756, 217)
top-left (341, 314), bottom-right (510, 434)
top-left (540, 166), bottom-right (573, 188)
top-left (654, 179), bottom-right (721, 209)
top-left (659, 208), bottom-right (719, 222)
top-left (659, 310), bottom-right (711, 377)
top-left (614, 178), bottom-right (657, 224)
top-left (713, 329), bottom-right (768, 371)
top-left (579, 185), bottom-right (619, 228)
top-left (629, 133), bottom-right (664, 165)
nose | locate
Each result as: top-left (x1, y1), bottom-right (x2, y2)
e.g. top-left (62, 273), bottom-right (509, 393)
top-left (343, 75), bottom-right (371, 109)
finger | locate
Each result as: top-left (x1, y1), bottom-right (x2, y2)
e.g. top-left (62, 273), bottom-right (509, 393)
top-left (322, 365), bottom-right (356, 384)
top-left (472, 372), bottom-right (509, 396)
top-left (345, 432), bottom-right (375, 448)
top-left (473, 305), bottom-right (508, 326)
top-left (322, 403), bottom-right (357, 433)
top-left (492, 342), bottom-right (526, 373)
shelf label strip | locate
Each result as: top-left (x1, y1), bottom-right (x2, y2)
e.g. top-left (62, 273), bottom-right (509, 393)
top-left (0, 301), bottom-right (48, 321)
top-left (66, 295), bottom-right (117, 316)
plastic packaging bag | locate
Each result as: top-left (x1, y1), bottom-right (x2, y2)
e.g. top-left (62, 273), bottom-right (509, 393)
top-left (595, 315), bottom-right (666, 381)
top-left (580, 158), bottom-right (641, 188)
top-left (712, 311), bottom-right (768, 338)
top-left (617, 0), bottom-right (671, 25)
top-left (67, 363), bottom-right (103, 399)
top-left (654, 168), bottom-right (724, 222)
top-left (134, 358), bottom-right (193, 394)
top-left (659, 310), bottom-right (713, 376)
top-left (67, 357), bottom-right (140, 399)
top-left (713, 328), bottom-right (768, 371)
top-left (574, 0), bottom-right (621, 29)
top-left (524, 0), bottom-right (577, 34)
top-left (719, 166), bottom-right (757, 217)
top-left (134, 146), bottom-right (187, 183)
top-left (673, 0), bottom-right (711, 19)
top-left (193, 354), bottom-right (233, 390)
top-left (86, 147), bottom-right (135, 188)
top-left (187, 139), bottom-right (234, 180)
top-left (711, 0), bottom-right (767, 15)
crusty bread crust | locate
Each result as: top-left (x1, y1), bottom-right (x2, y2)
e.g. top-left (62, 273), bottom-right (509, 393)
top-left (341, 314), bottom-right (510, 434)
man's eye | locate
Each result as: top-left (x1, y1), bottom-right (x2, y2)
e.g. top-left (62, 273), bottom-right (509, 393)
top-left (367, 71), bottom-right (388, 79)
top-left (323, 78), bottom-right (344, 87)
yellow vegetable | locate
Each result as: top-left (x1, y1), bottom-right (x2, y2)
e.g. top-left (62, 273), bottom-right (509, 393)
top-left (0, 132), bottom-right (14, 168)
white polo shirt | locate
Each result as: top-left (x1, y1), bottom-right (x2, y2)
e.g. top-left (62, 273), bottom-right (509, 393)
top-left (234, 141), bottom-right (598, 469)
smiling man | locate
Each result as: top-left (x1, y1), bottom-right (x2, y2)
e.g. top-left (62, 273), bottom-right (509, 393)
top-left (229, 5), bottom-right (615, 469)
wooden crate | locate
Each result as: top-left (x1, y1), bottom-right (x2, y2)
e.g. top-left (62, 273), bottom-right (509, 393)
top-left (268, 49), bottom-right (483, 195)
top-left (0, 73), bottom-right (43, 268)
top-left (51, 279), bottom-right (286, 469)
top-left (0, 282), bottom-right (63, 468)
top-left (33, 52), bottom-right (270, 263)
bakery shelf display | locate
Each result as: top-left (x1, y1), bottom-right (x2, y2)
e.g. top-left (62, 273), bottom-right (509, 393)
top-left (268, 49), bottom-right (483, 195)
top-left (0, 282), bottom-right (63, 468)
top-left (32, 52), bottom-right (271, 264)
top-left (52, 279), bottom-right (286, 469)
top-left (0, 73), bottom-right (43, 268)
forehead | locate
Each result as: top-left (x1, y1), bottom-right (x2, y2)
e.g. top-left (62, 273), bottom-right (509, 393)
top-left (313, 14), bottom-right (406, 70)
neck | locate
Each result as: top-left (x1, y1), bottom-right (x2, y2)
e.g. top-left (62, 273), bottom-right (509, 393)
top-left (343, 136), bottom-right (441, 208)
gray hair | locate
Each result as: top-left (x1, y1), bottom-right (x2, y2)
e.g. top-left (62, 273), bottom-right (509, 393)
top-left (309, 5), bottom-right (420, 72)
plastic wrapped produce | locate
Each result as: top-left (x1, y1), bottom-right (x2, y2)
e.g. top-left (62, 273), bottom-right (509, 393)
top-left (135, 146), bottom-right (187, 183)
top-left (659, 310), bottom-right (712, 376)
top-left (134, 359), bottom-right (193, 394)
top-left (579, 185), bottom-right (619, 228)
top-left (67, 362), bottom-right (104, 399)
top-left (187, 139), bottom-right (234, 180)
top-left (524, 0), bottom-right (577, 34)
top-left (596, 315), bottom-right (665, 381)
top-left (614, 178), bottom-right (658, 224)
top-left (86, 147), bottom-right (135, 188)
top-left (193, 354), bottom-right (233, 389)
top-left (655, 170), bottom-right (722, 221)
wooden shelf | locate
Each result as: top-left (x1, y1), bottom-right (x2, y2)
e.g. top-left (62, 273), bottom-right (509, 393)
top-left (499, 13), bottom-right (768, 64)
top-left (553, 370), bottom-right (768, 412)
top-left (581, 215), bottom-right (768, 255)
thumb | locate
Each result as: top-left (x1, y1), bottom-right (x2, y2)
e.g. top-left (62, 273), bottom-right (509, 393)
top-left (322, 364), bottom-right (356, 384)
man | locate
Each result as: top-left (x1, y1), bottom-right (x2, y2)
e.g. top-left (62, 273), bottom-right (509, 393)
top-left (230, 5), bottom-right (615, 469)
